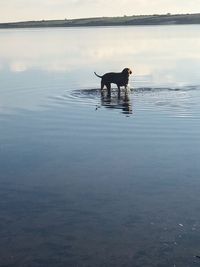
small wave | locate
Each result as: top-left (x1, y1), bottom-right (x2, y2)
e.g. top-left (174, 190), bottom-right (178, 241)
top-left (71, 88), bottom-right (101, 101)
top-left (50, 84), bottom-right (200, 105)
top-left (46, 84), bottom-right (200, 118)
top-left (132, 85), bottom-right (200, 93)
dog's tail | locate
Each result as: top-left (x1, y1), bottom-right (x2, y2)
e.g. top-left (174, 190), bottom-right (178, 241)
top-left (94, 72), bottom-right (102, 78)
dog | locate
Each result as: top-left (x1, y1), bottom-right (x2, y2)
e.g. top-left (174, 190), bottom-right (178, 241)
top-left (94, 68), bottom-right (132, 91)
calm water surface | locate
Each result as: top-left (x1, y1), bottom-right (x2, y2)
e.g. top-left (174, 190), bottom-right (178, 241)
top-left (0, 25), bottom-right (200, 267)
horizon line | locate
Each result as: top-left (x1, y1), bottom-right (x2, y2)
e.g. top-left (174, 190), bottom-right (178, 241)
top-left (1, 12), bottom-right (200, 24)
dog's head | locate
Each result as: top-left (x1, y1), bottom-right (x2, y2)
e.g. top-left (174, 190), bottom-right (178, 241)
top-left (122, 68), bottom-right (132, 75)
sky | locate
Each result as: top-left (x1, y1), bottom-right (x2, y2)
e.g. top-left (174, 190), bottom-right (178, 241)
top-left (1, 0), bottom-right (200, 23)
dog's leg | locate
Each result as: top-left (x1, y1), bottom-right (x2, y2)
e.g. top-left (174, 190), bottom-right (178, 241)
top-left (107, 89), bottom-right (111, 98)
top-left (101, 80), bottom-right (104, 90)
top-left (105, 83), bottom-right (111, 96)
top-left (105, 83), bottom-right (111, 90)
top-left (118, 89), bottom-right (121, 99)
top-left (124, 85), bottom-right (129, 93)
top-left (117, 85), bottom-right (121, 99)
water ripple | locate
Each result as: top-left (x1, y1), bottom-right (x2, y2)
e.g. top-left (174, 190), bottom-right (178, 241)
top-left (47, 85), bottom-right (200, 118)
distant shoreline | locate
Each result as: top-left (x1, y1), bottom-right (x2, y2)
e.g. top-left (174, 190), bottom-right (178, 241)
top-left (1, 13), bottom-right (200, 29)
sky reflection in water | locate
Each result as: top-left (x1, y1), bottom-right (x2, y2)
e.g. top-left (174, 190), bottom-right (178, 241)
top-left (0, 25), bottom-right (200, 267)
top-left (1, 25), bottom-right (200, 87)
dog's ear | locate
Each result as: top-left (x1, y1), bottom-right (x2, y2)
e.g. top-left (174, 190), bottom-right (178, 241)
top-left (122, 68), bottom-right (129, 74)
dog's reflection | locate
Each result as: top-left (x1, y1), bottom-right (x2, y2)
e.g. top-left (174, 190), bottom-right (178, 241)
top-left (100, 89), bottom-right (133, 115)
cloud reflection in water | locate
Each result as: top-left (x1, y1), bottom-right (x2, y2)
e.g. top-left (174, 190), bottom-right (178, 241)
top-left (0, 26), bottom-right (200, 88)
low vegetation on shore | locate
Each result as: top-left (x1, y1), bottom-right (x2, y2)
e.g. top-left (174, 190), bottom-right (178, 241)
top-left (1, 13), bottom-right (200, 29)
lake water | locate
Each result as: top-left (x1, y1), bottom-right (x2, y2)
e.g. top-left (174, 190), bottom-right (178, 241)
top-left (0, 25), bottom-right (200, 267)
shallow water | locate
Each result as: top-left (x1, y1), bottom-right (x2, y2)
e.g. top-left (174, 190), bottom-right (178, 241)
top-left (0, 25), bottom-right (200, 267)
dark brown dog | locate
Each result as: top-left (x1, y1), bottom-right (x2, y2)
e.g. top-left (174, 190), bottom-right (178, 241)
top-left (94, 68), bottom-right (132, 90)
